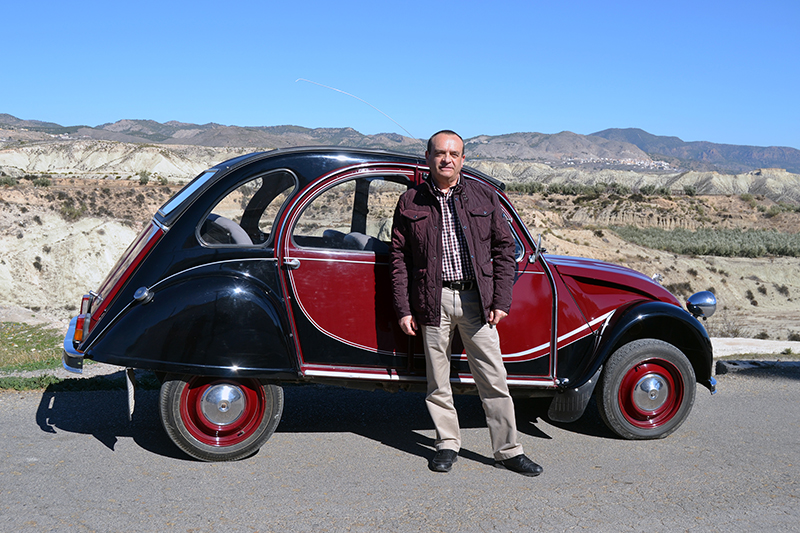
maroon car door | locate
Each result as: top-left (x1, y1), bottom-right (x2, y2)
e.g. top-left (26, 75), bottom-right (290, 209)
top-left (278, 166), bottom-right (417, 381)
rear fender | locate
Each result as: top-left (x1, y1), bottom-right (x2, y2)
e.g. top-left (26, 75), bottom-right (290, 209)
top-left (85, 267), bottom-right (296, 378)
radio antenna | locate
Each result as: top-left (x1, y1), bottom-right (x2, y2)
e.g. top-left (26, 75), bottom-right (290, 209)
top-left (296, 78), bottom-right (424, 149)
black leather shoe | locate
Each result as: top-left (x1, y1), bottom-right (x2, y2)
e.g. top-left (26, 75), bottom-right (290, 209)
top-left (494, 454), bottom-right (543, 477)
top-left (429, 449), bottom-right (458, 472)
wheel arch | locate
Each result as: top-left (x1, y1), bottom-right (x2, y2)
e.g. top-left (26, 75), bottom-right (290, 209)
top-left (594, 301), bottom-right (714, 392)
top-left (85, 266), bottom-right (298, 378)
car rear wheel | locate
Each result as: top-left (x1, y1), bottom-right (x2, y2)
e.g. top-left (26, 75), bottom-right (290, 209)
top-left (159, 375), bottom-right (283, 461)
top-left (597, 339), bottom-right (695, 440)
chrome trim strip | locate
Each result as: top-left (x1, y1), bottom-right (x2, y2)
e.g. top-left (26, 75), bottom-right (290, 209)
top-left (538, 254), bottom-right (559, 377)
top-left (493, 310), bottom-right (615, 359)
top-left (152, 216), bottom-right (169, 232)
top-left (288, 255), bottom-right (387, 266)
top-left (303, 368), bottom-right (556, 387)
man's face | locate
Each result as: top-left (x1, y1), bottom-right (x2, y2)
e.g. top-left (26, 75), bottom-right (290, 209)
top-left (426, 133), bottom-right (465, 188)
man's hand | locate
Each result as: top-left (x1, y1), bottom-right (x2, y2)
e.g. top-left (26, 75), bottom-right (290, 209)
top-left (488, 309), bottom-right (508, 327)
top-left (399, 315), bottom-right (418, 336)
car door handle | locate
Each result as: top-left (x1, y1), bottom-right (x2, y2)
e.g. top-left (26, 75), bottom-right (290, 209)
top-left (283, 258), bottom-right (301, 270)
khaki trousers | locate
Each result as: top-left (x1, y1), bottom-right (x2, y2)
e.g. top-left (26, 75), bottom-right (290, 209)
top-left (421, 287), bottom-right (524, 461)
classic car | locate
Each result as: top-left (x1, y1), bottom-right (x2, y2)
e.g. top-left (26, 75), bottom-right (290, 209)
top-left (62, 146), bottom-right (717, 462)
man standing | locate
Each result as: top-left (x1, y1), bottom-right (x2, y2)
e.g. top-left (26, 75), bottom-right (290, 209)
top-left (390, 130), bottom-right (542, 476)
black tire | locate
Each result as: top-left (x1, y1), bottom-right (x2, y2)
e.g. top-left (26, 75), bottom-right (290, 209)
top-left (597, 339), bottom-right (695, 440)
top-left (159, 375), bottom-right (283, 461)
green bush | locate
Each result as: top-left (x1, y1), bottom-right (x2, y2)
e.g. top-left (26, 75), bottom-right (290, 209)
top-left (507, 181), bottom-right (631, 197)
top-left (665, 282), bottom-right (693, 297)
top-left (59, 203), bottom-right (86, 221)
top-left (506, 182), bottom-right (545, 194)
top-left (613, 226), bottom-right (800, 258)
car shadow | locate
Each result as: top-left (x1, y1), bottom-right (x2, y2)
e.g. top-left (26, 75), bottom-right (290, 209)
top-left (540, 396), bottom-right (621, 439)
top-left (35, 386), bottom-right (184, 459)
top-left (35, 378), bottom-right (557, 463)
top-left (278, 385), bottom-right (552, 466)
top-left (34, 362), bottom-right (800, 461)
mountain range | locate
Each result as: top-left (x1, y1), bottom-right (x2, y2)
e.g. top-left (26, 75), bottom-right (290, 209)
top-left (2, 114), bottom-right (799, 174)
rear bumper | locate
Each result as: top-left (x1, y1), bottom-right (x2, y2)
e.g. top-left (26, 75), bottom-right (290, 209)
top-left (62, 316), bottom-right (84, 374)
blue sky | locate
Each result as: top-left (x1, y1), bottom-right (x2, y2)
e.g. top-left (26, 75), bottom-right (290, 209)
top-left (3, 0), bottom-right (798, 148)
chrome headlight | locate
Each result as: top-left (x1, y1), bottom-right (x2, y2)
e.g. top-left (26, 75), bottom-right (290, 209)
top-left (686, 291), bottom-right (717, 319)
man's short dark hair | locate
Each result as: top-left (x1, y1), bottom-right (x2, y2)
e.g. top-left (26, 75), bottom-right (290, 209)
top-left (427, 130), bottom-right (464, 154)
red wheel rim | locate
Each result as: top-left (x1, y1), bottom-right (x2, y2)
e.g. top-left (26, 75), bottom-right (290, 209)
top-left (618, 359), bottom-right (684, 429)
top-left (179, 377), bottom-right (267, 447)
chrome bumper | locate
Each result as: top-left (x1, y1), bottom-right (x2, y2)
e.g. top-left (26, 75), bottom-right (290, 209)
top-left (62, 316), bottom-right (84, 374)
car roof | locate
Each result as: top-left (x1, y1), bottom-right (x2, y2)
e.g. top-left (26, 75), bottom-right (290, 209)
top-left (209, 146), bottom-right (506, 190)
top-left (156, 146), bottom-right (506, 225)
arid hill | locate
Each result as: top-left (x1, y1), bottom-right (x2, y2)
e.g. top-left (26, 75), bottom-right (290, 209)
top-left (1, 172), bottom-right (798, 342)
top-left (2, 116), bottom-right (799, 339)
top-left (3, 139), bottom-right (800, 203)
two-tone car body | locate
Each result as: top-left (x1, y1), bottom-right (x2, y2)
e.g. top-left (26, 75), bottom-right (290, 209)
top-left (63, 147), bottom-right (717, 461)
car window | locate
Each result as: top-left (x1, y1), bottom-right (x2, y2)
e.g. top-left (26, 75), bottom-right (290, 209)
top-left (504, 212), bottom-right (525, 262)
top-left (199, 170), bottom-right (297, 247)
top-left (293, 176), bottom-right (408, 253)
top-left (159, 170), bottom-right (217, 217)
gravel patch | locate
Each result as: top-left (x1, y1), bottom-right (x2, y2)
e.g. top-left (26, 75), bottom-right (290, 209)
top-left (711, 337), bottom-right (800, 358)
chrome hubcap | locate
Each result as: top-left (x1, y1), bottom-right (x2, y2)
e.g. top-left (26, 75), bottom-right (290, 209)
top-left (200, 384), bottom-right (245, 426)
top-left (632, 374), bottom-right (669, 411)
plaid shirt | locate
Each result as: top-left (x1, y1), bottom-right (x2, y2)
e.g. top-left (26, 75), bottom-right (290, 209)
top-left (431, 178), bottom-right (475, 282)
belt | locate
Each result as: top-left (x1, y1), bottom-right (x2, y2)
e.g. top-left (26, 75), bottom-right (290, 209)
top-left (443, 280), bottom-right (475, 291)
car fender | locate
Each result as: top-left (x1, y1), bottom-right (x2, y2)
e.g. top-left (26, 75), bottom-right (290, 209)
top-left (84, 265), bottom-right (297, 379)
top-left (588, 300), bottom-right (714, 392)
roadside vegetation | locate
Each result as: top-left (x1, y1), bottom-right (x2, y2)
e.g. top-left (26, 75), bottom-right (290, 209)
top-left (0, 322), bottom-right (63, 370)
top-left (0, 322), bottom-right (65, 390)
top-left (0, 322), bottom-right (159, 391)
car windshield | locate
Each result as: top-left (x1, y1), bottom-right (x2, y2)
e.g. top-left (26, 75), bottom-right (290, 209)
top-left (158, 170), bottom-right (217, 217)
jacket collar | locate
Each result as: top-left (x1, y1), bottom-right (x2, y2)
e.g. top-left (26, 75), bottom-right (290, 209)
top-left (425, 173), bottom-right (463, 197)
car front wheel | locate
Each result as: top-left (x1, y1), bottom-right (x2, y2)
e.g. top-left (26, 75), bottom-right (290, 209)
top-left (597, 339), bottom-right (696, 440)
top-left (159, 375), bottom-right (283, 461)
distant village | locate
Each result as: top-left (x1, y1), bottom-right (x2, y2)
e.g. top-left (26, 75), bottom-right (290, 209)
top-left (553, 156), bottom-right (673, 170)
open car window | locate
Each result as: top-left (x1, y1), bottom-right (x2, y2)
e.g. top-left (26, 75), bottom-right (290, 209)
top-left (292, 176), bottom-right (408, 253)
top-left (199, 170), bottom-right (297, 247)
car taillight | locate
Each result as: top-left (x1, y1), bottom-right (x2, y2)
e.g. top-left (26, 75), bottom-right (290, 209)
top-left (74, 315), bottom-right (85, 343)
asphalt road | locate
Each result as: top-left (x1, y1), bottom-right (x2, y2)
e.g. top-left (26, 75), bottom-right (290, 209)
top-left (1, 365), bottom-right (798, 532)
